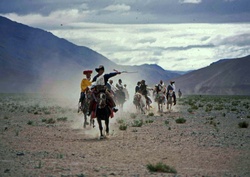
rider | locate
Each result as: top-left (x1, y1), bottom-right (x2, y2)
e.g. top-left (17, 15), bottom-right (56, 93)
top-left (116, 79), bottom-right (124, 91)
top-left (78, 70), bottom-right (92, 112)
top-left (166, 80), bottom-right (176, 105)
top-left (135, 81), bottom-right (141, 93)
top-left (123, 84), bottom-right (129, 100)
top-left (158, 80), bottom-right (165, 94)
top-left (88, 65), bottom-right (121, 115)
top-left (106, 79), bottom-right (117, 97)
top-left (138, 80), bottom-right (152, 106)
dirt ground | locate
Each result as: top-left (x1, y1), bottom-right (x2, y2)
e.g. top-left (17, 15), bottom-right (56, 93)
top-left (0, 94), bottom-right (250, 177)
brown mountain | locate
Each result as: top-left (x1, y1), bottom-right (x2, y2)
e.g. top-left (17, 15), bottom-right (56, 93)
top-left (172, 55), bottom-right (250, 95)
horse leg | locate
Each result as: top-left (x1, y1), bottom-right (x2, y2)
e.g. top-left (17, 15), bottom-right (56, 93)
top-left (97, 117), bottom-right (104, 139)
top-left (105, 116), bottom-right (109, 136)
top-left (83, 113), bottom-right (87, 128)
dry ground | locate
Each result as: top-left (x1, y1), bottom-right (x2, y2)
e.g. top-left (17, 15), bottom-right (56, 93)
top-left (0, 93), bottom-right (250, 177)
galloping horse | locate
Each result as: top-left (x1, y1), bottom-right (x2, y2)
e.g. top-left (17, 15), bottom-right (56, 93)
top-left (167, 90), bottom-right (174, 110)
top-left (80, 90), bottom-right (94, 128)
top-left (133, 92), bottom-right (146, 114)
top-left (115, 89), bottom-right (126, 111)
top-left (178, 89), bottom-right (182, 98)
top-left (155, 92), bottom-right (165, 112)
top-left (95, 91), bottom-right (112, 139)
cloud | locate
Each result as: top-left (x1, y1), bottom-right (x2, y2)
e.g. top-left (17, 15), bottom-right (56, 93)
top-left (103, 4), bottom-right (130, 12)
top-left (179, 0), bottom-right (202, 4)
top-left (1, 2), bottom-right (250, 71)
top-left (1, 0), bottom-right (250, 23)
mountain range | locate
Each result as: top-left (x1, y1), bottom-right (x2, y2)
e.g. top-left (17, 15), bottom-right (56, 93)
top-left (0, 16), bottom-right (180, 94)
top-left (171, 55), bottom-right (250, 95)
top-left (0, 16), bottom-right (249, 95)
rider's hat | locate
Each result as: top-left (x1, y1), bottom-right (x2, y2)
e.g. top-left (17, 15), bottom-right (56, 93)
top-left (170, 80), bottom-right (175, 83)
top-left (83, 70), bottom-right (93, 75)
top-left (95, 65), bottom-right (105, 72)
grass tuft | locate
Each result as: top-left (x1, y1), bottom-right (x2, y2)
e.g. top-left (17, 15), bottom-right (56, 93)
top-left (146, 162), bottom-right (177, 173)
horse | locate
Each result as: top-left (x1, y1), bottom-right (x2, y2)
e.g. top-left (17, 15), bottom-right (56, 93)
top-left (155, 92), bottom-right (165, 112)
top-left (115, 89), bottom-right (126, 111)
top-left (166, 90), bottom-right (174, 110)
top-left (133, 92), bottom-right (146, 114)
top-left (178, 89), bottom-right (182, 98)
top-left (80, 90), bottom-right (94, 128)
top-left (95, 91), bottom-right (112, 139)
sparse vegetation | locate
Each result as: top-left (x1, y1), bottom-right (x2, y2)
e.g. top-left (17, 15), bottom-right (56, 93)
top-left (27, 120), bottom-right (34, 125)
top-left (131, 119), bottom-right (143, 127)
top-left (148, 112), bottom-right (154, 116)
top-left (175, 117), bottom-right (186, 124)
top-left (146, 162), bottom-right (177, 173)
top-left (238, 121), bottom-right (249, 128)
top-left (57, 117), bottom-right (68, 122)
top-left (119, 124), bottom-right (127, 131)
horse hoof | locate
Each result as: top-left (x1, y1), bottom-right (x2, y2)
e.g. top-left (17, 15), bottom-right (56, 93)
top-left (100, 135), bottom-right (105, 139)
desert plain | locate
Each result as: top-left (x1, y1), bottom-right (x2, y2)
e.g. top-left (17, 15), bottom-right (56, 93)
top-left (0, 93), bottom-right (250, 177)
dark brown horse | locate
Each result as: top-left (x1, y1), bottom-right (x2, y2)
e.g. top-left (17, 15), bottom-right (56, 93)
top-left (95, 91), bottom-right (112, 139)
top-left (167, 90), bottom-right (174, 111)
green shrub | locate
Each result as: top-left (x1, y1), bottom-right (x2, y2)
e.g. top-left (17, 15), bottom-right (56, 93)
top-left (146, 162), bottom-right (177, 173)
top-left (131, 119), bottom-right (143, 127)
top-left (27, 120), bottom-right (34, 125)
top-left (238, 121), bottom-right (249, 128)
top-left (57, 117), bottom-right (68, 122)
top-left (175, 118), bottom-right (186, 124)
top-left (119, 124), bottom-right (127, 131)
top-left (46, 118), bottom-right (56, 124)
top-left (164, 120), bottom-right (169, 125)
top-left (145, 119), bottom-right (154, 123)
top-left (148, 112), bottom-right (154, 116)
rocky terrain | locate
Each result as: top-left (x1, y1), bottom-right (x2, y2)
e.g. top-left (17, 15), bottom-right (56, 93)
top-left (0, 93), bottom-right (250, 177)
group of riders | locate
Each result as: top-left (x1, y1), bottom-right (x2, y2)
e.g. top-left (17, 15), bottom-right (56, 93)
top-left (135, 79), bottom-right (178, 108)
top-left (78, 65), bottom-right (128, 117)
top-left (78, 64), bottom-right (180, 117)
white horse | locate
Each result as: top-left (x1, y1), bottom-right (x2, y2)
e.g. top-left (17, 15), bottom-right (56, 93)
top-left (133, 92), bottom-right (146, 114)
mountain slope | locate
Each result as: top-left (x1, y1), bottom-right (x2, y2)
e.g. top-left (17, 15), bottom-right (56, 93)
top-left (172, 55), bottom-right (250, 95)
top-left (0, 16), bottom-right (180, 93)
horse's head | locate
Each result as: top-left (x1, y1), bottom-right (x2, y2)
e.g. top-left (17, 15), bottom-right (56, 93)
top-left (98, 92), bottom-right (107, 109)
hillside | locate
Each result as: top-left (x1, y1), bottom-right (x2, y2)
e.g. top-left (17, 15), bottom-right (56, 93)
top-left (0, 16), bottom-right (180, 94)
top-left (172, 55), bottom-right (250, 95)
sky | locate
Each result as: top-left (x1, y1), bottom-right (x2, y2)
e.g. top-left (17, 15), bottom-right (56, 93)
top-left (1, 0), bottom-right (250, 71)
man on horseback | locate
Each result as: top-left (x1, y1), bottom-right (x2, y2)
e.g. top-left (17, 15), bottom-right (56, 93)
top-left (106, 79), bottom-right (117, 97)
top-left (116, 79), bottom-right (124, 91)
top-left (166, 80), bottom-right (176, 105)
top-left (78, 70), bottom-right (92, 113)
top-left (135, 81), bottom-right (141, 93)
top-left (88, 65), bottom-right (121, 115)
top-left (138, 80), bottom-right (152, 107)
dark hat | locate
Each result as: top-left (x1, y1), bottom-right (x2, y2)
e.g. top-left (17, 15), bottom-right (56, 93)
top-left (170, 80), bottom-right (175, 83)
top-left (83, 70), bottom-right (93, 75)
top-left (95, 65), bottom-right (104, 72)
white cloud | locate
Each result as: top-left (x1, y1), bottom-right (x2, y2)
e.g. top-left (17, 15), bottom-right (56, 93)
top-left (2, 14), bottom-right (250, 71)
top-left (103, 4), bottom-right (130, 12)
top-left (48, 23), bottom-right (250, 71)
top-left (179, 0), bottom-right (202, 4)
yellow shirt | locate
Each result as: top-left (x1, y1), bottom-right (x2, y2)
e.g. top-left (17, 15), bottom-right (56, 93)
top-left (81, 78), bottom-right (92, 92)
